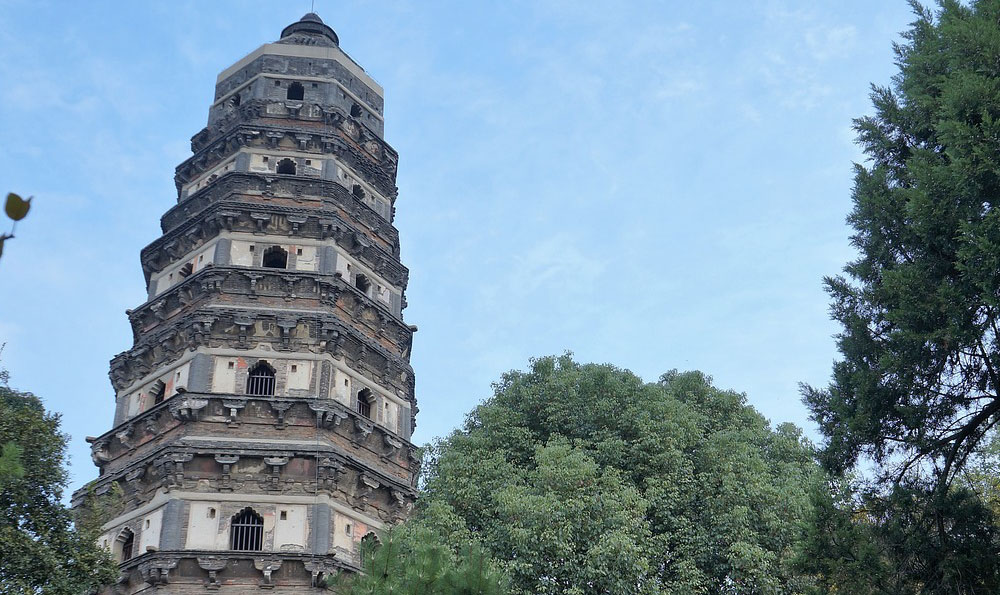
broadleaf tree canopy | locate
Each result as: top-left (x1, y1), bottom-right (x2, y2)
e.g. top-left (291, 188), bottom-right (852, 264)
top-left (420, 355), bottom-right (824, 594)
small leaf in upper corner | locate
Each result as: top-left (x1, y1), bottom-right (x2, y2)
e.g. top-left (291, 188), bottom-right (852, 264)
top-left (5, 193), bottom-right (31, 221)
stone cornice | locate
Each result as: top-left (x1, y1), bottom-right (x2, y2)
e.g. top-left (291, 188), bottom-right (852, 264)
top-left (77, 395), bottom-right (420, 504)
top-left (128, 265), bottom-right (409, 348)
top-left (98, 390), bottom-right (417, 466)
top-left (143, 179), bottom-right (407, 284)
top-left (86, 425), bottom-right (418, 495)
top-left (110, 305), bottom-right (415, 399)
top-left (181, 107), bottom-right (398, 198)
top-left (159, 172), bottom-right (400, 254)
top-left (112, 549), bottom-right (357, 589)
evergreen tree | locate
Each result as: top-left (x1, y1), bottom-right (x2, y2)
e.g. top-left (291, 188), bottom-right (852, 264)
top-left (800, 1), bottom-right (1000, 590)
top-left (804, 0), bottom-right (1000, 492)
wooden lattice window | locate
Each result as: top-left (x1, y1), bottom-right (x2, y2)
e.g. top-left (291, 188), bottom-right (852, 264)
top-left (246, 362), bottom-right (275, 397)
top-left (230, 507), bottom-right (264, 551)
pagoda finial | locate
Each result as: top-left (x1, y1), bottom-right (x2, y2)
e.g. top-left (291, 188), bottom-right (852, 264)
top-left (279, 12), bottom-right (339, 46)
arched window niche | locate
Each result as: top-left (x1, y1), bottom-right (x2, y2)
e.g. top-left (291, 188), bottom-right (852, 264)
top-left (357, 388), bottom-right (373, 418)
top-left (286, 81), bottom-right (304, 101)
top-left (246, 361), bottom-right (276, 397)
top-left (114, 527), bottom-right (135, 562)
top-left (230, 507), bottom-right (264, 551)
top-left (262, 245), bottom-right (288, 269)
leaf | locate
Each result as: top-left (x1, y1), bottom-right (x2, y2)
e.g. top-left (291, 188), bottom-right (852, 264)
top-left (5, 193), bottom-right (31, 221)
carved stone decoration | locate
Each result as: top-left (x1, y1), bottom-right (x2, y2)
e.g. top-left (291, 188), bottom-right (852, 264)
top-left (254, 558), bottom-right (283, 588)
top-left (356, 474), bottom-right (380, 509)
top-left (197, 557), bottom-right (229, 590)
top-left (221, 398), bottom-right (247, 426)
top-left (214, 454), bottom-right (240, 491)
top-left (89, 437), bottom-right (111, 466)
top-left (353, 417), bottom-right (374, 443)
top-left (139, 558), bottom-right (178, 586)
top-left (155, 452), bottom-right (194, 490)
top-left (269, 400), bottom-right (294, 428)
top-left (310, 401), bottom-right (349, 428)
top-left (116, 424), bottom-right (135, 449)
top-left (390, 489), bottom-right (412, 521)
top-left (168, 397), bottom-right (208, 420)
top-left (304, 559), bottom-right (338, 587)
top-left (316, 457), bottom-right (346, 493)
top-left (262, 455), bottom-right (289, 490)
top-left (383, 433), bottom-right (403, 459)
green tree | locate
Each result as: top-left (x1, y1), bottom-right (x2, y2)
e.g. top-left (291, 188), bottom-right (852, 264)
top-left (0, 371), bottom-right (118, 594)
top-left (326, 520), bottom-right (508, 595)
top-left (795, 479), bottom-right (1000, 594)
top-left (799, 1), bottom-right (1000, 590)
top-left (803, 0), bottom-right (1000, 492)
top-left (421, 355), bottom-right (824, 594)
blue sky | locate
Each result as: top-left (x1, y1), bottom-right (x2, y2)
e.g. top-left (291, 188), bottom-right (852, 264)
top-left (0, 0), bottom-right (916, 492)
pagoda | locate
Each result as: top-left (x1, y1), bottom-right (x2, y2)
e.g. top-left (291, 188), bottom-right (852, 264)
top-left (74, 13), bottom-right (418, 593)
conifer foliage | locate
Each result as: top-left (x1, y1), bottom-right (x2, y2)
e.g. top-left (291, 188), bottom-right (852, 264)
top-left (798, 1), bottom-right (1000, 590)
top-left (326, 523), bottom-right (508, 595)
top-left (804, 0), bottom-right (1000, 492)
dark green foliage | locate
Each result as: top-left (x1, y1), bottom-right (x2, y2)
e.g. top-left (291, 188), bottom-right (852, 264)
top-left (0, 375), bottom-right (118, 594)
top-left (421, 355), bottom-right (824, 594)
top-left (326, 521), bottom-right (508, 595)
top-left (800, 1), bottom-right (1000, 591)
top-left (796, 479), bottom-right (1000, 593)
top-left (803, 0), bottom-right (1000, 488)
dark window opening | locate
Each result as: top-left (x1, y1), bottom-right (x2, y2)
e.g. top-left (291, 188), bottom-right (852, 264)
top-left (246, 362), bottom-right (276, 397)
top-left (357, 388), bottom-right (373, 418)
top-left (352, 184), bottom-right (365, 199)
top-left (230, 507), bottom-right (264, 551)
top-left (350, 103), bottom-right (362, 118)
top-left (355, 274), bottom-right (371, 294)
top-left (117, 528), bottom-right (135, 562)
top-left (277, 158), bottom-right (296, 175)
top-left (274, 80), bottom-right (281, 86)
top-left (150, 380), bottom-right (166, 405)
top-left (179, 262), bottom-right (194, 278)
top-left (262, 246), bottom-right (288, 269)
top-left (230, 94), bottom-right (241, 107)
top-left (287, 82), bottom-right (304, 101)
